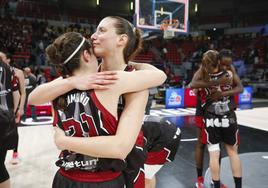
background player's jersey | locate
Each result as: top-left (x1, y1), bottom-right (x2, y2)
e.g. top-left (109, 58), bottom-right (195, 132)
top-left (202, 70), bottom-right (236, 115)
top-left (53, 89), bottom-right (126, 182)
top-left (195, 91), bottom-right (203, 117)
top-left (0, 61), bottom-right (19, 111)
top-left (118, 64), bottom-right (146, 188)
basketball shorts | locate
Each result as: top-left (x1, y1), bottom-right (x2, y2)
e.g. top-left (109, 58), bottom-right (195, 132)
top-left (0, 146), bottom-right (9, 183)
top-left (123, 131), bottom-right (146, 188)
top-left (52, 170), bottom-right (125, 188)
top-left (143, 117), bottom-right (181, 178)
top-left (204, 111), bottom-right (240, 146)
top-left (123, 167), bottom-right (145, 188)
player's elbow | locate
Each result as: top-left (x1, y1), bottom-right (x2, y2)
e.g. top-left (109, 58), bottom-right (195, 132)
top-left (28, 92), bottom-right (39, 105)
top-left (189, 82), bottom-right (197, 89)
top-left (159, 71), bottom-right (167, 85)
top-left (114, 141), bottom-right (133, 160)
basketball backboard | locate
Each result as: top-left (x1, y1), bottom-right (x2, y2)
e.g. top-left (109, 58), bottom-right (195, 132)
top-left (135, 0), bottom-right (189, 33)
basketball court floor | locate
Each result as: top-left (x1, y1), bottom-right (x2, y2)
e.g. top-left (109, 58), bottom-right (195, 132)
top-left (5, 98), bottom-right (268, 188)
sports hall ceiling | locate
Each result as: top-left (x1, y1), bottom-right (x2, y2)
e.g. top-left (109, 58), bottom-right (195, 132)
top-left (19, 0), bottom-right (268, 20)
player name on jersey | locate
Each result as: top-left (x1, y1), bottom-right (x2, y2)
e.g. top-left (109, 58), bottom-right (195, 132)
top-left (67, 92), bottom-right (90, 106)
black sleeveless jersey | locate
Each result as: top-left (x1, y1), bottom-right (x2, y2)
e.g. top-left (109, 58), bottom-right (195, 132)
top-left (0, 61), bottom-right (19, 111)
top-left (202, 70), bottom-right (236, 115)
top-left (53, 90), bottom-right (126, 176)
top-left (118, 64), bottom-right (147, 175)
top-left (117, 65), bottom-right (136, 116)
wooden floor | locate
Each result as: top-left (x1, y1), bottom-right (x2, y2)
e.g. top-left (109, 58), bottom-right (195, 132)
top-left (5, 107), bottom-right (268, 188)
top-left (6, 126), bottom-right (58, 188)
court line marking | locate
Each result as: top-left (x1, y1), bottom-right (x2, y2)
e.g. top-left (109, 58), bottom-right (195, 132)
top-left (181, 138), bottom-right (198, 142)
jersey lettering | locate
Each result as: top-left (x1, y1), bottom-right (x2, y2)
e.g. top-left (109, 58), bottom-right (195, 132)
top-left (206, 118), bottom-right (230, 128)
top-left (62, 113), bottom-right (98, 137)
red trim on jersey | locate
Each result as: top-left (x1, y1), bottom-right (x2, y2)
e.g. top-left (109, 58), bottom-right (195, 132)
top-left (195, 116), bottom-right (205, 128)
top-left (90, 91), bottom-right (118, 134)
top-left (52, 108), bottom-right (58, 127)
top-left (136, 131), bottom-right (144, 147)
top-left (145, 149), bottom-right (169, 165)
top-left (59, 169), bottom-right (121, 183)
top-left (11, 73), bottom-right (19, 91)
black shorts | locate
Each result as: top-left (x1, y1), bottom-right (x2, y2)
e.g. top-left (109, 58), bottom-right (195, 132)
top-left (52, 170), bottom-right (125, 188)
top-left (123, 135), bottom-right (146, 188)
top-left (0, 110), bottom-right (18, 150)
top-left (142, 116), bottom-right (181, 164)
top-left (204, 111), bottom-right (240, 146)
top-left (123, 167), bottom-right (145, 188)
top-left (0, 146), bottom-right (9, 183)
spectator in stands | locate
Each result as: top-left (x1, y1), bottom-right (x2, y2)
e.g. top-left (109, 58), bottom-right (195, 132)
top-left (36, 68), bottom-right (46, 86)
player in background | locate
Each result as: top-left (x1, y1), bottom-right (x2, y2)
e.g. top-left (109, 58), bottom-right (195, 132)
top-left (0, 52), bottom-right (26, 165)
top-left (0, 59), bottom-right (20, 188)
top-left (190, 50), bottom-right (242, 188)
top-left (189, 49), bottom-right (243, 188)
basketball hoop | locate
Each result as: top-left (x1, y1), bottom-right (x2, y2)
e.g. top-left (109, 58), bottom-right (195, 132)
top-left (163, 30), bottom-right (175, 39)
top-left (160, 19), bottom-right (176, 39)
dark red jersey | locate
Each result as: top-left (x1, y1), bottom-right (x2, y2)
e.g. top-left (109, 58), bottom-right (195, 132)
top-left (0, 61), bottom-right (19, 111)
top-left (118, 64), bottom-right (146, 188)
top-left (53, 90), bottom-right (126, 183)
top-left (200, 70), bottom-right (236, 115)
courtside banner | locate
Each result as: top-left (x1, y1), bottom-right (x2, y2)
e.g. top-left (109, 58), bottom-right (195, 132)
top-left (165, 88), bottom-right (184, 108)
top-left (238, 86), bottom-right (252, 104)
top-left (26, 102), bottom-right (52, 116)
top-left (184, 88), bottom-right (197, 107)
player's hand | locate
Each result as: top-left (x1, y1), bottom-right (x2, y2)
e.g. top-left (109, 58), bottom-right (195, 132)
top-left (69, 71), bottom-right (118, 90)
top-left (54, 127), bottom-right (66, 150)
top-left (209, 91), bottom-right (223, 101)
top-left (216, 74), bottom-right (231, 85)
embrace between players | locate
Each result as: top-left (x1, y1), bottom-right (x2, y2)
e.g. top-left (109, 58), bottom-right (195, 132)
top-left (28, 16), bottom-right (243, 188)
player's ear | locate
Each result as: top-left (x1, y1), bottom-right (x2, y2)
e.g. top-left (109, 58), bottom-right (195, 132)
top-left (82, 50), bottom-right (90, 63)
top-left (117, 34), bottom-right (128, 47)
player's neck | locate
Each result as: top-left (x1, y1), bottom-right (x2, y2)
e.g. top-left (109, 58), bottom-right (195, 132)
top-left (101, 54), bottom-right (126, 71)
top-left (73, 64), bottom-right (97, 76)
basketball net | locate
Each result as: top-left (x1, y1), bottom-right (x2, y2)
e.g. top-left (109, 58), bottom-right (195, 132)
top-left (160, 21), bottom-right (175, 39)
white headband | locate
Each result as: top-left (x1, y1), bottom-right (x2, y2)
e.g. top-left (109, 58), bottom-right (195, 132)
top-left (63, 37), bottom-right (86, 64)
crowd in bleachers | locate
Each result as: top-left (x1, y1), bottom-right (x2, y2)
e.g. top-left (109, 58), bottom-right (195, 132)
top-left (133, 33), bottom-right (268, 87)
top-left (0, 1), bottom-right (268, 90)
top-left (0, 15), bottom-right (93, 81)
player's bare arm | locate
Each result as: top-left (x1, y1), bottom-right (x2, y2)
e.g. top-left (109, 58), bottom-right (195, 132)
top-left (189, 67), bottom-right (231, 89)
top-left (28, 71), bottom-right (118, 105)
top-left (54, 90), bottom-right (148, 160)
